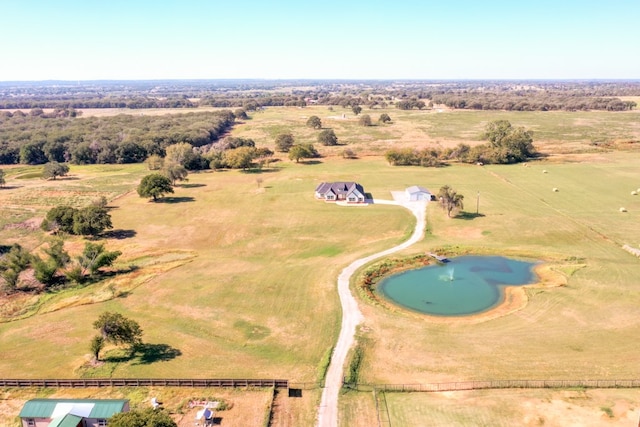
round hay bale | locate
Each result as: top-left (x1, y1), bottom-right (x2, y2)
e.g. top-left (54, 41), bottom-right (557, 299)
top-left (543, 170), bottom-right (548, 174)
top-left (552, 188), bottom-right (559, 192)
top-left (632, 191), bottom-right (637, 196)
top-left (620, 207), bottom-right (627, 212)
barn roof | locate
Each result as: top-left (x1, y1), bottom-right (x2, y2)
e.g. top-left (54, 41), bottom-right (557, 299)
top-left (20, 399), bottom-right (128, 419)
top-left (406, 185), bottom-right (430, 194)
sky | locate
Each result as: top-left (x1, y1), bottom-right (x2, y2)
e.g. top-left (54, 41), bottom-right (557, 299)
top-left (1, 0), bottom-right (639, 81)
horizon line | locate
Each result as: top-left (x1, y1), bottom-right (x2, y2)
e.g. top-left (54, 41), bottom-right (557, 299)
top-left (1, 78), bottom-right (640, 84)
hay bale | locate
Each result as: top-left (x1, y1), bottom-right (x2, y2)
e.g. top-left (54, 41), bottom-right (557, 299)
top-left (552, 188), bottom-right (559, 192)
top-left (543, 170), bottom-right (548, 174)
top-left (620, 207), bottom-right (627, 212)
top-left (632, 191), bottom-right (637, 196)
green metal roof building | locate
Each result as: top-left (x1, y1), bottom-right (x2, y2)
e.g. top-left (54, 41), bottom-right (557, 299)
top-left (19, 399), bottom-right (129, 427)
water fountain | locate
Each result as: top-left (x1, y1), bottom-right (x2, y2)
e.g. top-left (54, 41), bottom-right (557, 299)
top-left (377, 256), bottom-right (537, 316)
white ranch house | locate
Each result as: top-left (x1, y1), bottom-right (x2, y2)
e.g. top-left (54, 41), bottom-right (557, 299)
top-left (405, 185), bottom-right (433, 201)
top-left (315, 182), bottom-right (366, 203)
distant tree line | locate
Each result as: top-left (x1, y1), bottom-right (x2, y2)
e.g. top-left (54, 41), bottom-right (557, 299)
top-left (0, 97), bottom-right (195, 110)
top-left (430, 93), bottom-right (636, 111)
top-left (0, 110), bottom-right (235, 165)
top-left (2, 80), bottom-right (639, 113)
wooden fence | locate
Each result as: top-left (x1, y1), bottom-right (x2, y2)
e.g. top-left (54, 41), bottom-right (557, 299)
top-left (3, 378), bottom-right (639, 393)
top-left (0, 378), bottom-right (289, 389)
top-left (349, 379), bottom-right (640, 392)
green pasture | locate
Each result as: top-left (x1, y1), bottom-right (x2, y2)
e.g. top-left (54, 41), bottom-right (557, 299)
top-left (0, 158), bottom-right (424, 381)
top-left (233, 106), bottom-right (640, 155)
top-left (354, 151), bottom-right (640, 385)
top-left (1, 106), bottom-right (640, 423)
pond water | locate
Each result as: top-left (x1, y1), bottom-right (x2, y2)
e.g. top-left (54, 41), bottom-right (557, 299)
top-left (376, 255), bottom-right (538, 316)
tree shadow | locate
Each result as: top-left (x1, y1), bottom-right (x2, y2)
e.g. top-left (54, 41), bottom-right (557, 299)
top-left (156, 196), bottom-right (195, 203)
top-left (102, 229), bottom-right (137, 239)
top-left (301, 160), bottom-right (323, 165)
top-left (132, 343), bottom-right (182, 365)
top-left (0, 244), bottom-right (11, 254)
top-left (242, 168), bottom-right (280, 174)
top-left (0, 185), bottom-right (20, 190)
top-left (103, 343), bottom-right (181, 365)
top-left (454, 211), bottom-right (486, 220)
top-left (180, 183), bottom-right (206, 188)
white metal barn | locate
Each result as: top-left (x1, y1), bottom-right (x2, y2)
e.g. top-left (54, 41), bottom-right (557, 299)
top-left (405, 185), bottom-right (432, 201)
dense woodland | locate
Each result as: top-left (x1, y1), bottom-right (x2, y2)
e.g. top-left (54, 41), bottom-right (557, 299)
top-left (0, 110), bottom-right (235, 165)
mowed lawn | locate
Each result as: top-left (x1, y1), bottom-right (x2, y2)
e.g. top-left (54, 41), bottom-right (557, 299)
top-left (356, 151), bottom-right (640, 385)
top-left (0, 158), bottom-right (426, 381)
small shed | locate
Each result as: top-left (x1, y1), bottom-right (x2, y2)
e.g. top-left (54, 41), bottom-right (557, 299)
top-left (405, 186), bottom-right (432, 201)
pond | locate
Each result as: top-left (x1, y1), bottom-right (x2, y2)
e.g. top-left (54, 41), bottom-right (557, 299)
top-left (376, 255), bottom-right (538, 316)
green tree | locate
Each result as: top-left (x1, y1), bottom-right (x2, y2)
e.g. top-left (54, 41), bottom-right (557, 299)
top-left (0, 244), bottom-right (31, 292)
top-left (31, 238), bottom-right (70, 285)
top-left (482, 120), bottom-right (535, 163)
top-left (137, 174), bottom-right (174, 201)
top-left (0, 169), bottom-right (5, 187)
top-left (20, 142), bottom-right (47, 165)
top-left (42, 161), bottom-right (70, 180)
top-left (90, 335), bottom-right (105, 361)
top-left (306, 115), bottom-right (322, 129)
top-left (378, 113), bottom-right (391, 123)
top-left (274, 133), bottom-right (295, 152)
top-left (109, 409), bottom-right (177, 427)
top-left (31, 256), bottom-right (58, 285)
top-left (42, 206), bottom-right (78, 234)
top-left (437, 185), bottom-right (464, 217)
top-left (72, 207), bottom-right (113, 236)
top-left (161, 163), bottom-right (188, 185)
top-left (77, 242), bottom-right (122, 276)
top-left (288, 144), bottom-right (319, 163)
top-left (234, 108), bottom-right (249, 120)
top-left (318, 129), bottom-right (338, 146)
top-left (358, 114), bottom-right (372, 127)
top-left (223, 146), bottom-right (257, 170)
top-left (93, 311), bottom-right (143, 348)
top-left (146, 154), bottom-right (164, 170)
top-left (164, 142), bottom-right (195, 167)
top-left (351, 105), bottom-right (362, 115)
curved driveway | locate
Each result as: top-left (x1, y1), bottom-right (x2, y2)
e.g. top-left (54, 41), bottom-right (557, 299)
top-left (316, 198), bottom-right (428, 427)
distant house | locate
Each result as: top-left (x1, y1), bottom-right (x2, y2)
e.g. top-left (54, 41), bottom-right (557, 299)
top-left (315, 182), bottom-right (366, 203)
top-left (405, 185), bottom-right (433, 201)
top-left (19, 399), bottom-right (129, 427)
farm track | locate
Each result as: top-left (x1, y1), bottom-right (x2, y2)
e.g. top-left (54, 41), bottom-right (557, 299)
top-left (316, 198), bottom-right (427, 427)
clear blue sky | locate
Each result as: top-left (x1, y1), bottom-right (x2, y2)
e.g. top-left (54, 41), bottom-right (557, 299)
top-left (2, 0), bottom-right (638, 81)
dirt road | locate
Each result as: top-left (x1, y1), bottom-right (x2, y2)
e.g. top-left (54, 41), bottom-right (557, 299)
top-left (316, 198), bottom-right (427, 427)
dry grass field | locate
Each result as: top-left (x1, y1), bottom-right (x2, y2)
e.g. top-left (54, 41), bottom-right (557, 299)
top-left (339, 388), bottom-right (640, 426)
top-left (1, 105), bottom-right (640, 425)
